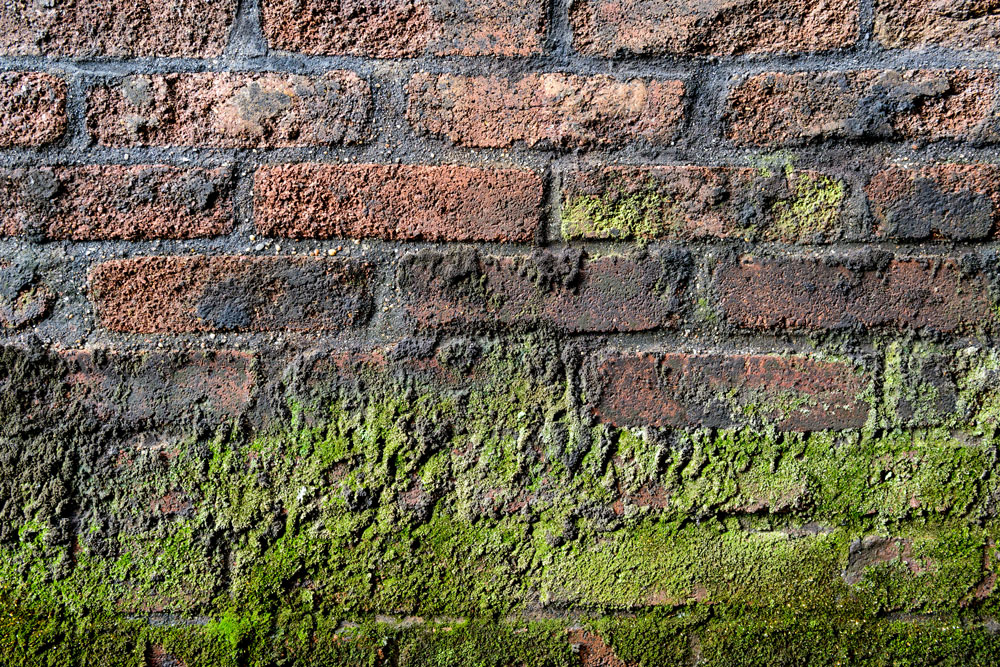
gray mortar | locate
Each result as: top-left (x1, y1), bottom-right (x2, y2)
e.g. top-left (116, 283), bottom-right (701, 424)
top-left (0, 0), bottom-right (996, 371)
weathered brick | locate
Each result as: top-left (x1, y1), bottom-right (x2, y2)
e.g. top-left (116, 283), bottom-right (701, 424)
top-left (62, 349), bottom-right (255, 426)
top-left (262, 0), bottom-right (545, 57)
top-left (89, 256), bottom-right (374, 333)
top-left (0, 259), bottom-right (53, 329)
top-left (397, 248), bottom-right (690, 332)
top-left (588, 351), bottom-right (867, 431)
top-left (867, 165), bottom-right (1000, 241)
top-left (407, 73), bottom-right (685, 148)
top-left (726, 70), bottom-right (1000, 146)
top-left (0, 166), bottom-right (233, 240)
top-left (87, 73), bottom-right (371, 148)
top-left (0, 0), bottom-right (237, 57)
top-left (255, 164), bottom-right (543, 242)
top-left (561, 166), bottom-right (848, 243)
top-left (571, 0), bottom-right (857, 57)
top-left (0, 72), bottom-right (66, 148)
top-left (715, 255), bottom-right (994, 333)
top-left (875, 0), bottom-right (1000, 50)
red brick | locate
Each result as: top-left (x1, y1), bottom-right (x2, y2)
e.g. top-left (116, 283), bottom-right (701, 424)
top-left (0, 166), bottom-right (233, 240)
top-left (561, 166), bottom-right (848, 243)
top-left (0, 0), bottom-right (237, 57)
top-left (87, 72), bottom-right (371, 148)
top-left (726, 70), bottom-right (1000, 146)
top-left (255, 163), bottom-right (543, 242)
top-left (867, 165), bottom-right (1000, 241)
top-left (0, 72), bottom-right (66, 148)
top-left (715, 255), bottom-right (994, 333)
top-left (571, 0), bottom-right (857, 57)
top-left (397, 248), bottom-right (689, 332)
top-left (406, 73), bottom-right (685, 149)
top-left (589, 351), bottom-right (867, 431)
top-left (89, 256), bottom-right (374, 333)
top-left (62, 349), bottom-right (254, 426)
top-left (875, 0), bottom-right (1000, 50)
top-left (262, 0), bottom-right (545, 57)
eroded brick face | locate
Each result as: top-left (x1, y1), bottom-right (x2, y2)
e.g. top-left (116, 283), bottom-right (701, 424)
top-left (874, 0), bottom-right (1000, 50)
top-left (0, 72), bottom-right (66, 148)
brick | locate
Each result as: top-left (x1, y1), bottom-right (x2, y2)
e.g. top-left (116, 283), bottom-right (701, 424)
top-left (255, 164), bottom-right (543, 242)
top-left (397, 248), bottom-right (690, 332)
top-left (867, 165), bottom-right (1000, 241)
top-left (588, 351), bottom-right (867, 431)
top-left (0, 0), bottom-right (237, 57)
top-left (0, 72), bottom-right (67, 148)
top-left (571, 0), bottom-right (857, 57)
top-left (875, 0), bottom-right (1000, 50)
top-left (62, 349), bottom-right (254, 426)
top-left (262, 0), bottom-right (545, 57)
top-left (0, 166), bottom-right (233, 240)
top-left (89, 256), bottom-right (374, 333)
top-left (715, 255), bottom-right (994, 333)
top-left (0, 259), bottom-right (53, 330)
top-left (726, 70), bottom-right (1000, 146)
top-left (561, 165), bottom-right (848, 243)
top-left (407, 73), bottom-right (685, 149)
top-left (87, 72), bottom-right (371, 148)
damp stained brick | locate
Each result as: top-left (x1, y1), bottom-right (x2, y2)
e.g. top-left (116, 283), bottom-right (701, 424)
top-left (0, 0), bottom-right (238, 57)
top-left (89, 256), bottom-right (375, 333)
top-left (570, 0), bottom-right (858, 57)
top-left (0, 166), bottom-right (233, 240)
top-left (87, 72), bottom-right (372, 148)
top-left (406, 72), bottom-right (686, 148)
top-left (874, 0), bottom-right (1000, 50)
top-left (588, 351), bottom-right (868, 431)
top-left (261, 0), bottom-right (546, 57)
top-left (715, 254), bottom-right (995, 333)
top-left (0, 72), bottom-right (67, 148)
top-left (561, 165), bottom-right (849, 243)
top-left (867, 164), bottom-right (1000, 241)
top-left (397, 248), bottom-right (690, 332)
top-left (726, 70), bottom-right (1000, 146)
top-left (255, 163), bottom-right (544, 242)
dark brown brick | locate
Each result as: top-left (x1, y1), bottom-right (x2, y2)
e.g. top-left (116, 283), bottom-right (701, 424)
top-left (867, 165), bottom-right (1000, 241)
top-left (87, 73), bottom-right (371, 148)
top-left (571, 0), bottom-right (857, 57)
top-left (255, 164), bottom-right (543, 242)
top-left (0, 166), bottom-right (233, 240)
top-left (62, 349), bottom-right (255, 426)
top-left (561, 165), bottom-right (848, 243)
top-left (0, 0), bottom-right (237, 57)
top-left (589, 351), bottom-right (868, 431)
top-left (0, 72), bottom-right (67, 148)
top-left (875, 0), bottom-right (1000, 50)
top-left (715, 255), bottom-right (994, 333)
top-left (726, 70), bottom-right (1000, 146)
top-left (407, 73), bottom-right (685, 148)
top-left (89, 256), bottom-right (374, 333)
top-left (262, 0), bottom-right (545, 57)
top-left (397, 248), bottom-right (690, 332)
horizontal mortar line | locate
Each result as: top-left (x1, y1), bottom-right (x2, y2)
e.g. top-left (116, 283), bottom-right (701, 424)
top-left (2, 48), bottom-right (1000, 78)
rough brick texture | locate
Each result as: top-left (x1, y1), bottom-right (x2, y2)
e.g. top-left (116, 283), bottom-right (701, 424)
top-left (571, 0), bottom-right (858, 56)
top-left (0, 0), bottom-right (238, 57)
top-left (727, 70), bottom-right (1000, 146)
top-left (407, 73), bottom-right (686, 148)
top-left (262, 0), bottom-right (546, 57)
top-left (588, 351), bottom-right (867, 431)
top-left (0, 72), bottom-right (66, 148)
top-left (255, 164), bottom-right (543, 242)
top-left (89, 256), bottom-right (374, 333)
top-left (88, 73), bottom-right (371, 148)
top-left (0, 166), bottom-right (233, 240)
top-left (716, 255), bottom-right (994, 333)
top-left (874, 0), bottom-right (1000, 50)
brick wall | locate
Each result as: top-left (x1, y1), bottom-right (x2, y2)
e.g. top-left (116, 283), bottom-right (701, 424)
top-left (3, 1), bottom-right (1000, 665)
